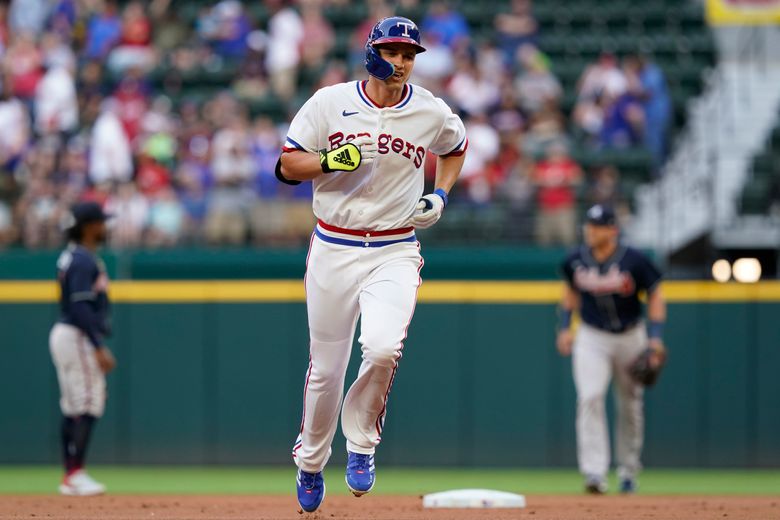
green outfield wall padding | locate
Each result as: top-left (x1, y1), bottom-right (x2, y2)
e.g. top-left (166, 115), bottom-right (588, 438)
top-left (0, 247), bottom-right (570, 281)
top-left (2, 300), bottom-right (778, 468)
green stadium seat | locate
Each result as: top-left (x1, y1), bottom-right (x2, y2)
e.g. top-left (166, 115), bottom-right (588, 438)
top-left (752, 153), bottom-right (775, 175)
top-left (532, 3), bottom-right (558, 27)
top-left (741, 113), bottom-right (780, 216)
top-left (770, 127), bottom-right (780, 148)
top-left (396, 4), bottom-right (427, 23)
top-left (461, 2), bottom-right (497, 29)
top-left (331, 31), bottom-right (351, 60)
top-left (621, 178), bottom-right (643, 211)
top-left (246, 94), bottom-right (288, 121)
top-left (323, 4), bottom-right (369, 29)
top-left (572, 148), bottom-right (654, 183)
top-left (550, 61), bottom-right (584, 84)
top-left (740, 178), bottom-right (772, 214)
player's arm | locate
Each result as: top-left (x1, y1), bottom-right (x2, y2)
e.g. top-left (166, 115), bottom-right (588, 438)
top-left (279, 150), bottom-right (326, 182)
top-left (407, 132), bottom-right (467, 228)
top-left (434, 152), bottom-right (466, 194)
top-left (408, 99), bottom-right (468, 228)
top-left (406, 151), bottom-right (466, 229)
top-left (556, 283), bottom-right (580, 357)
top-left (646, 284), bottom-right (667, 365)
top-left (278, 136), bottom-right (378, 183)
top-left (69, 300), bottom-right (116, 373)
top-left (68, 262), bottom-right (116, 373)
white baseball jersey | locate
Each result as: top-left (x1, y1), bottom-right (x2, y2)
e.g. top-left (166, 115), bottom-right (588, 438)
top-left (283, 80), bottom-right (467, 231)
top-left (286, 79), bottom-right (466, 475)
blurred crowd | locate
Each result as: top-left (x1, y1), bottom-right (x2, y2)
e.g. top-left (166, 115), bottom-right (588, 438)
top-left (0, 0), bottom-right (673, 250)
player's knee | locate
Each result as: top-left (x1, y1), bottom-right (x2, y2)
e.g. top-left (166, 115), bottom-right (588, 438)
top-left (578, 392), bottom-right (607, 410)
top-left (362, 342), bottom-right (402, 368)
top-left (308, 360), bottom-right (349, 386)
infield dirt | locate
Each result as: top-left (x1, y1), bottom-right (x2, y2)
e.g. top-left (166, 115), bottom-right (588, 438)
top-left (2, 495), bottom-right (779, 520)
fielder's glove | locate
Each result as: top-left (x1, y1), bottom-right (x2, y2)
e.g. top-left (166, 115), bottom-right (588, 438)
top-left (319, 136), bottom-right (378, 173)
top-left (407, 189), bottom-right (448, 229)
top-left (629, 347), bottom-right (666, 387)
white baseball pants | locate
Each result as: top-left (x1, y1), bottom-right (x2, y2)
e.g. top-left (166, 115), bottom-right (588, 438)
top-left (292, 233), bottom-right (423, 473)
top-left (49, 323), bottom-right (106, 418)
top-left (573, 322), bottom-right (646, 480)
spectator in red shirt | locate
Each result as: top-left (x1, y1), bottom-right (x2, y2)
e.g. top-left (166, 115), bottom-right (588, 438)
top-left (108, 1), bottom-right (156, 74)
top-left (3, 32), bottom-right (43, 101)
top-left (532, 141), bottom-right (583, 246)
top-left (0, 4), bottom-right (9, 52)
top-left (135, 152), bottom-right (171, 197)
top-left (113, 72), bottom-right (149, 145)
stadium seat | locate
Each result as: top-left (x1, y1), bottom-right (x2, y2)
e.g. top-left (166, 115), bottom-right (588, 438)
top-left (740, 178), bottom-right (772, 214)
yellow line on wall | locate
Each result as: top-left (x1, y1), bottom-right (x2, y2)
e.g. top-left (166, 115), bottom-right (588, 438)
top-left (419, 281), bottom-right (563, 302)
top-left (662, 281), bottom-right (780, 302)
top-left (1, 280), bottom-right (780, 303)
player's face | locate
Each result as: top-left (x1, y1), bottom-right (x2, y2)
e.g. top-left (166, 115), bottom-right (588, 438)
top-left (377, 44), bottom-right (416, 85)
top-left (96, 221), bottom-right (108, 243)
top-left (583, 223), bottom-right (617, 248)
top-left (85, 220), bottom-right (108, 244)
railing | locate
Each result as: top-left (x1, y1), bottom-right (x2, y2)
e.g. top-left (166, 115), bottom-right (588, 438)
top-left (630, 25), bottom-right (780, 255)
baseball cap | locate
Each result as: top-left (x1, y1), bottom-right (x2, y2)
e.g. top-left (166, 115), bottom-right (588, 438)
top-left (71, 201), bottom-right (111, 227)
top-left (585, 204), bottom-right (617, 226)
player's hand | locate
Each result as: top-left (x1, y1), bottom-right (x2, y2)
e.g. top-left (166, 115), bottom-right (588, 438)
top-left (406, 193), bottom-right (445, 229)
top-left (95, 346), bottom-right (116, 374)
top-left (556, 329), bottom-right (574, 357)
top-left (351, 136), bottom-right (378, 166)
top-left (648, 338), bottom-right (666, 369)
top-left (319, 137), bottom-right (377, 173)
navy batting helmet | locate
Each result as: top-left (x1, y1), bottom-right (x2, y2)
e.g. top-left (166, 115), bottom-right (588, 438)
top-left (365, 16), bottom-right (426, 80)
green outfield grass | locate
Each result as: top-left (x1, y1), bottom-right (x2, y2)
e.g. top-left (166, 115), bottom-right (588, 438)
top-left (1, 467), bottom-right (778, 495)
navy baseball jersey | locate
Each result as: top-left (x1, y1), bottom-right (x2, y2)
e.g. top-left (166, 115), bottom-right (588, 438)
top-left (561, 245), bottom-right (662, 333)
top-left (56, 244), bottom-right (111, 348)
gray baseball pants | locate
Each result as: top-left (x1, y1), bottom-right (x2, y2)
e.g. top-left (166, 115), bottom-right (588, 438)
top-left (572, 322), bottom-right (646, 481)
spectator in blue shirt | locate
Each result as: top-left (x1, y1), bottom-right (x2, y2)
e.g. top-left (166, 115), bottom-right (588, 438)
top-left (626, 54), bottom-right (671, 173)
top-left (599, 92), bottom-right (644, 150)
top-left (422, 1), bottom-right (470, 50)
top-left (495, 0), bottom-right (539, 69)
top-left (84, 2), bottom-right (121, 60)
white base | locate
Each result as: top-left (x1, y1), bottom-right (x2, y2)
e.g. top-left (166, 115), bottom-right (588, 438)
top-left (422, 489), bottom-right (526, 509)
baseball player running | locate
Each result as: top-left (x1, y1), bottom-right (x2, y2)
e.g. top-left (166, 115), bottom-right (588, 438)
top-left (50, 202), bottom-right (116, 496)
top-left (276, 16), bottom-right (467, 513)
top-left (557, 204), bottom-right (666, 494)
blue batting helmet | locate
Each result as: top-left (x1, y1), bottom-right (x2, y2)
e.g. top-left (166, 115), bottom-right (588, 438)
top-left (365, 16), bottom-right (426, 80)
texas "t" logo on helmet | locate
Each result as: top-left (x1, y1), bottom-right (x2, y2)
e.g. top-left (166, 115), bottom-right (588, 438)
top-left (396, 21), bottom-right (414, 37)
top-left (365, 16), bottom-right (426, 80)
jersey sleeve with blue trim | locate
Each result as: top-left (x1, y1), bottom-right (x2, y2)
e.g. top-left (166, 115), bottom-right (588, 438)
top-left (629, 248), bottom-right (662, 292)
top-left (283, 89), bottom-right (322, 153)
top-left (428, 97), bottom-right (467, 157)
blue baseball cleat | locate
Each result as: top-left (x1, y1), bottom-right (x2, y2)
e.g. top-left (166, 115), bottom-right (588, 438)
top-left (345, 452), bottom-right (376, 496)
top-left (296, 469), bottom-right (325, 512)
top-left (619, 478), bottom-right (637, 494)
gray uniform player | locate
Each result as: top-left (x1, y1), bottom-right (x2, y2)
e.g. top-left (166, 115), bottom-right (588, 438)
top-left (50, 202), bottom-right (116, 496)
top-left (557, 205), bottom-right (667, 494)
